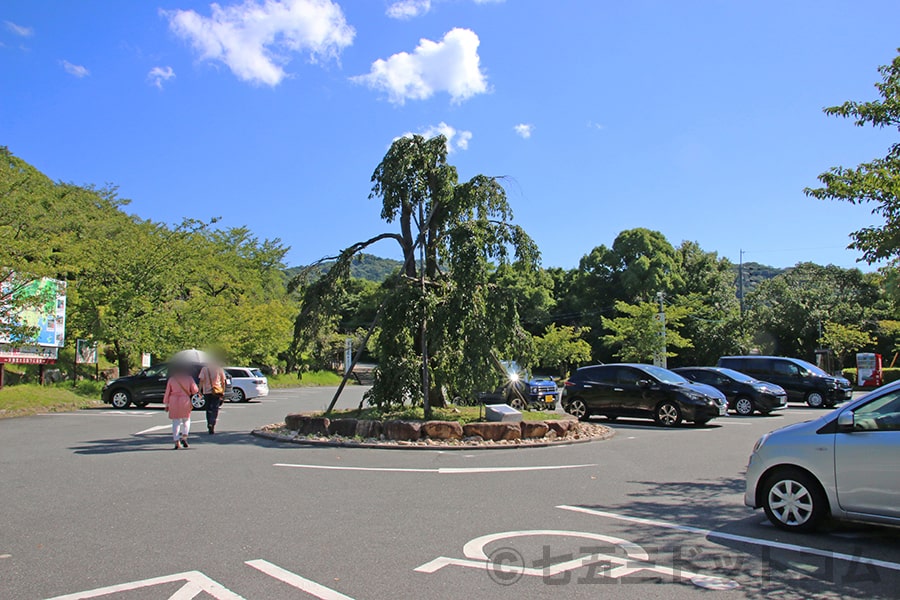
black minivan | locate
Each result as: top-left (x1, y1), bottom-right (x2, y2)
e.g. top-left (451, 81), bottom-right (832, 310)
top-left (717, 355), bottom-right (852, 408)
top-left (561, 363), bottom-right (727, 426)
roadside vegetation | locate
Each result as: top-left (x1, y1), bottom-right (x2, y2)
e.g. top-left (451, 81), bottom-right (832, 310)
top-left (317, 406), bottom-right (558, 426)
top-left (0, 384), bottom-right (102, 419)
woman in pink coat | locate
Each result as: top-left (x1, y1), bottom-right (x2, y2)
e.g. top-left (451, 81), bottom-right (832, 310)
top-left (164, 363), bottom-right (199, 450)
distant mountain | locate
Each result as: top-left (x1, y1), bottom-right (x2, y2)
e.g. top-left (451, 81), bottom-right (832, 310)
top-left (734, 261), bottom-right (786, 299)
top-left (286, 253), bottom-right (404, 283)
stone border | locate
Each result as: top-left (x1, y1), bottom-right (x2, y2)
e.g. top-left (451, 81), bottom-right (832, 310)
top-left (251, 416), bottom-right (615, 450)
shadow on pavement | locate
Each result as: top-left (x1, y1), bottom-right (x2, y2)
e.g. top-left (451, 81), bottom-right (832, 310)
top-left (571, 476), bottom-right (900, 598)
top-left (69, 430), bottom-right (278, 455)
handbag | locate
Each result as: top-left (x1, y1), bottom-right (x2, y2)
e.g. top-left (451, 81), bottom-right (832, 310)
top-left (211, 368), bottom-right (225, 395)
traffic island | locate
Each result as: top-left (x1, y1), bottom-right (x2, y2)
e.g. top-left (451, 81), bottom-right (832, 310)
top-left (252, 413), bottom-right (614, 450)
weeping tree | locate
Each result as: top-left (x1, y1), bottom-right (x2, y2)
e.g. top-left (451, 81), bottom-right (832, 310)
top-left (290, 135), bottom-right (539, 417)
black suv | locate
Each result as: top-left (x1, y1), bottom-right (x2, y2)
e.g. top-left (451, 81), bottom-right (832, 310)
top-left (717, 355), bottom-right (852, 408)
top-left (561, 363), bottom-right (727, 426)
top-left (102, 362), bottom-right (224, 410)
top-left (672, 366), bottom-right (788, 416)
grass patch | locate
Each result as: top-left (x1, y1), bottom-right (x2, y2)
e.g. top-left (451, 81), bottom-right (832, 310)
top-left (0, 384), bottom-right (102, 419)
top-left (268, 371), bottom-right (346, 388)
top-left (317, 405), bottom-right (559, 425)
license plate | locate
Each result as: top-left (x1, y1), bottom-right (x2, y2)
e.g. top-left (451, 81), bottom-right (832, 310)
top-left (719, 405), bottom-right (727, 416)
top-left (545, 395), bottom-right (555, 403)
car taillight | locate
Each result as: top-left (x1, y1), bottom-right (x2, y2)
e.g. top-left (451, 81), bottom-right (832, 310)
top-left (564, 380), bottom-right (574, 387)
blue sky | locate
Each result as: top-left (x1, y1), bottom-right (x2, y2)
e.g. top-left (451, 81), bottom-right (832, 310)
top-left (2, 1), bottom-right (899, 271)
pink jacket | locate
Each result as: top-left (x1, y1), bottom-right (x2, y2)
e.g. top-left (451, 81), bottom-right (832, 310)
top-left (164, 375), bottom-right (198, 420)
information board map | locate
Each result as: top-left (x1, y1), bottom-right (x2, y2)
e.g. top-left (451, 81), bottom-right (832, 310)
top-left (0, 277), bottom-right (66, 364)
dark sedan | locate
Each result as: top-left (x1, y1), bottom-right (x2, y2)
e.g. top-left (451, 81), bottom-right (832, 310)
top-left (672, 366), bottom-right (787, 416)
top-left (561, 363), bottom-right (727, 427)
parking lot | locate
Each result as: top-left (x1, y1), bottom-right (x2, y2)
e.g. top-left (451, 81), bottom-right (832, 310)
top-left (1, 387), bottom-right (898, 599)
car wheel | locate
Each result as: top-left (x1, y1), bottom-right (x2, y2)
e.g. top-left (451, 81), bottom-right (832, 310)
top-left (762, 468), bottom-right (828, 532)
top-left (654, 401), bottom-right (682, 427)
top-left (191, 393), bottom-right (207, 410)
top-left (566, 398), bottom-right (589, 421)
top-left (231, 387), bottom-right (246, 403)
top-left (735, 396), bottom-right (755, 416)
top-left (109, 390), bottom-right (131, 409)
top-left (805, 391), bottom-right (826, 408)
top-left (509, 396), bottom-right (526, 411)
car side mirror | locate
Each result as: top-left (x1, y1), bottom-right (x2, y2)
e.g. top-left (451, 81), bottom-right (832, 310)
top-left (837, 411), bottom-right (855, 430)
top-left (637, 380), bottom-right (651, 388)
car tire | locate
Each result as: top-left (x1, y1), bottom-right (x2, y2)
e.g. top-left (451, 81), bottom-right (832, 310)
top-left (735, 396), bottom-right (755, 416)
top-left (566, 398), bottom-right (589, 421)
top-left (191, 393), bottom-right (207, 410)
top-left (654, 401), bottom-right (682, 427)
top-left (509, 396), bottom-right (526, 411)
top-left (805, 391), bottom-right (826, 408)
top-left (231, 387), bottom-right (246, 403)
top-left (109, 390), bottom-right (132, 409)
top-left (761, 468), bottom-right (828, 532)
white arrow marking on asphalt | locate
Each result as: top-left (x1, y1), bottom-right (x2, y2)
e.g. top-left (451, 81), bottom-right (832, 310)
top-left (274, 463), bottom-right (597, 474)
top-left (135, 420), bottom-right (205, 435)
top-left (556, 505), bottom-right (900, 573)
top-left (246, 560), bottom-right (357, 600)
top-left (44, 570), bottom-right (246, 600)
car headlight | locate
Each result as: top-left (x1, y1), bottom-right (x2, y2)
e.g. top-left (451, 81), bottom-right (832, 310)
top-left (752, 432), bottom-right (770, 453)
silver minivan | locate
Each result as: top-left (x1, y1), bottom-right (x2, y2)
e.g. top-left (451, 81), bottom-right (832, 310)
top-left (745, 380), bottom-right (900, 531)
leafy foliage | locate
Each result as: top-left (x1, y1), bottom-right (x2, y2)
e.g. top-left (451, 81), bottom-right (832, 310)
top-left (805, 49), bottom-right (900, 263)
top-left (601, 299), bottom-right (692, 363)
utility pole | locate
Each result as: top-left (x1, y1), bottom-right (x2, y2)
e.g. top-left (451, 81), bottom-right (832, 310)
top-left (655, 291), bottom-right (667, 368)
top-left (738, 249), bottom-right (745, 350)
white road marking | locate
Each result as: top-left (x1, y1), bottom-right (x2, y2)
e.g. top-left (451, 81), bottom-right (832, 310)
top-left (274, 463), bottom-right (597, 474)
top-left (39, 411), bottom-right (156, 417)
top-left (557, 505), bottom-right (900, 573)
top-left (135, 420), bottom-right (205, 435)
top-left (44, 570), bottom-right (245, 600)
top-left (416, 529), bottom-right (738, 590)
top-left (246, 559), bottom-right (356, 600)
top-left (0, 553), bottom-right (10, 559)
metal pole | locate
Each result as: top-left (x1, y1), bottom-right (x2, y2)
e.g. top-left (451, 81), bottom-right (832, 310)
top-left (420, 202), bottom-right (430, 420)
top-left (657, 291), bottom-right (667, 369)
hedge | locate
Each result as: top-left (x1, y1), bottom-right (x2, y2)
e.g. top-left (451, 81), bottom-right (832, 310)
top-left (841, 368), bottom-right (900, 387)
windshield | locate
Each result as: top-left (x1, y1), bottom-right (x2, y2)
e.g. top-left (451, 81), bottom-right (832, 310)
top-left (794, 359), bottom-right (830, 377)
top-left (642, 365), bottom-right (690, 385)
top-left (718, 367), bottom-right (756, 383)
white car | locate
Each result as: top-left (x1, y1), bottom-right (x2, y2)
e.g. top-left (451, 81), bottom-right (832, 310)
top-left (745, 380), bottom-right (900, 531)
top-left (225, 367), bottom-right (269, 402)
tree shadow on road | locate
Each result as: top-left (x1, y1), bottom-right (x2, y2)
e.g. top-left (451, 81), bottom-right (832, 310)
top-left (69, 430), bottom-right (282, 455)
top-left (571, 476), bottom-right (900, 599)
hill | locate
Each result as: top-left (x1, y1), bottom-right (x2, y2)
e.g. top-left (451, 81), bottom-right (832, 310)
top-left (286, 253), bottom-right (404, 283)
top-left (734, 261), bottom-right (786, 299)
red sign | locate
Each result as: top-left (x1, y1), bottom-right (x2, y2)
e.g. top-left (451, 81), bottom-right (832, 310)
top-left (0, 356), bottom-right (56, 364)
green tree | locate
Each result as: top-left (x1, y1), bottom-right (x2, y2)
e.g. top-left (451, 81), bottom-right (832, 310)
top-left (820, 321), bottom-right (874, 369)
top-left (290, 135), bottom-right (539, 415)
top-left (744, 263), bottom-right (881, 358)
top-left (601, 299), bottom-right (692, 363)
top-left (533, 324), bottom-right (592, 378)
top-left (805, 49), bottom-right (900, 263)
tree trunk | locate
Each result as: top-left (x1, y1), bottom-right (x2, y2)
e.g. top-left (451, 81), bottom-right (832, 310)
top-left (114, 341), bottom-right (132, 376)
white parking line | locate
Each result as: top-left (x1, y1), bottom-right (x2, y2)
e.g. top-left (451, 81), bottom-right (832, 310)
top-left (135, 420), bottom-right (206, 435)
top-left (246, 560), bottom-right (356, 600)
top-left (274, 463), bottom-right (597, 474)
top-left (44, 570), bottom-right (245, 600)
top-left (557, 505), bottom-right (900, 573)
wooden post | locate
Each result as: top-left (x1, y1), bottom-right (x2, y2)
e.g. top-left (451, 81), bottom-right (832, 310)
top-left (0, 363), bottom-right (4, 390)
top-left (39, 363), bottom-right (45, 385)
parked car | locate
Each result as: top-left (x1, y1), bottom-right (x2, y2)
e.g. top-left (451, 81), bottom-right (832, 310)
top-left (459, 361), bottom-right (559, 411)
top-left (561, 363), bottom-right (727, 426)
top-left (225, 367), bottom-right (269, 402)
top-left (672, 366), bottom-right (788, 416)
top-left (717, 355), bottom-right (852, 408)
top-left (745, 380), bottom-right (900, 532)
top-left (102, 363), bottom-right (230, 410)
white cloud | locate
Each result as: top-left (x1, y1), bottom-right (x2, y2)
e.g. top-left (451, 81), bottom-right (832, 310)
top-left (352, 28), bottom-right (488, 104)
top-left (587, 120), bottom-right (605, 130)
top-left (61, 60), bottom-right (89, 78)
top-left (164, 0), bottom-right (355, 87)
top-left (513, 123), bottom-right (533, 139)
top-left (148, 66), bottom-right (176, 89)
top-left (4, 21), bottom-right (33, 37)
top-left (385, 0), bottom-right (503, 19)
top-left (398, 122), bottom-right (472, 153)
top-left (386, 0), bottom-right (431, 19)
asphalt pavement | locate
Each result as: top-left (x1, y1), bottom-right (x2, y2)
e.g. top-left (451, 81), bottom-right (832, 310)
top-left (1, 387), bottom-right (898, 599)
